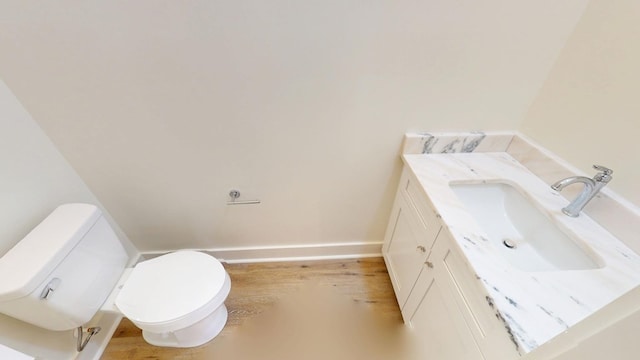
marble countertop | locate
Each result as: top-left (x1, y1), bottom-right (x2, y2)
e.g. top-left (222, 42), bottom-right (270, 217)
top-left (403, 152), bottom-right (640, 354)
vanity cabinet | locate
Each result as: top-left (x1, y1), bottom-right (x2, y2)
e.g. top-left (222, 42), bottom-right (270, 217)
top-left (383, 167), bottom-right (519, 360)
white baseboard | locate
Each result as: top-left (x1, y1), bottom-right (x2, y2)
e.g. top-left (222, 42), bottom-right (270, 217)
top-left (141, 242), bottom-right (384, 264)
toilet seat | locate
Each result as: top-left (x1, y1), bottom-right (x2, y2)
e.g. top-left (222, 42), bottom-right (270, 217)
top-left (115, 251), bottom-right (231, 334)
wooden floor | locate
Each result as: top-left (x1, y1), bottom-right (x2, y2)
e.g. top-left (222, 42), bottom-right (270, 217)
top-left (101, 257), bottom-right (402, 359)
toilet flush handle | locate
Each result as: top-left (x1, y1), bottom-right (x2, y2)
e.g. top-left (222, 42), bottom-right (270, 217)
top-left (40, 278), bottom-right (61, 300)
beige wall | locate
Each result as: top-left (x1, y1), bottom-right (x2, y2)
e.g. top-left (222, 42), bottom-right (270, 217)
top-left (0, 1), bottom-right (588, 251)
top-left (0, 79), bottom-right (136, 258)
top-left (521, 0), bottom-right (640, 206)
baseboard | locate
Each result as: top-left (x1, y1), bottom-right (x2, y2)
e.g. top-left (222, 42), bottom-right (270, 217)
top-left (141, 242), bottom-right (384, 264)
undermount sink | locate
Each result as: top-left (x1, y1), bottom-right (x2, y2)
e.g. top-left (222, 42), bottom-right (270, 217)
top-left (451, 182), bottom-right (603, 272)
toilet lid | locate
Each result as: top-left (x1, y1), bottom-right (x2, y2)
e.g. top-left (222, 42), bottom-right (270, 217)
top-left (115, 251), bottom-right (227, 324)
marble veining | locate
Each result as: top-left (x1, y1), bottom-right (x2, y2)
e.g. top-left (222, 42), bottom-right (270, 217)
top-left (402, 131), bottom-right (514, 155)
top-left (402, 151), bottom-right (640, 353)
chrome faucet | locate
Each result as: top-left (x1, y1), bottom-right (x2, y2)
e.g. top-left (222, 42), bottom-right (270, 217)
top-left (550, 165), bottom-right (613, 217)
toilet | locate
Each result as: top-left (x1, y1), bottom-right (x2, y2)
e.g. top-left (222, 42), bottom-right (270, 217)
top-left (0, 203), bottom-right (231, 348)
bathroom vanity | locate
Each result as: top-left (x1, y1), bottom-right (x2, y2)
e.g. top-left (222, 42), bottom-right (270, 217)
top-left (382, 133), bottom-right (640, 360)
top-left (384, 165), bottom-right (518, 359)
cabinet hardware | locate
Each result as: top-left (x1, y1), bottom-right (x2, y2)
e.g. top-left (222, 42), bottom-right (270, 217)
top-left (425, 261), bottom-right (434, 268)
top-left (417, 245), bottom-right (427, 253)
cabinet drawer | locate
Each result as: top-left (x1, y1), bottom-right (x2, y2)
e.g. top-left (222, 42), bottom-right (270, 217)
top-left (400, 168), bottom-right (441, 250)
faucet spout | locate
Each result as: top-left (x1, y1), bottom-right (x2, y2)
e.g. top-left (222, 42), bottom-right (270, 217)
top-left (551, 176), bottom-right (594, 192)
top-left (550, 165), bottom-right (613, 217)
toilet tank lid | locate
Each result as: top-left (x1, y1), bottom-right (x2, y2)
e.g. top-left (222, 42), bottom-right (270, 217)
top-left (0, 204), bottom-right (102, 301)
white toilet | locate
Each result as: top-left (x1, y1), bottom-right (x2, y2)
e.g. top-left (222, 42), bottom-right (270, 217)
top-left (0, 203), bottom-right (231, 348)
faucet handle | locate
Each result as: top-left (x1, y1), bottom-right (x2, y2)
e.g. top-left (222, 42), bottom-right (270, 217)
top-left (593, 165), bottom-right (613, 183)
top-left (593, 165), bottom-right (613, 175)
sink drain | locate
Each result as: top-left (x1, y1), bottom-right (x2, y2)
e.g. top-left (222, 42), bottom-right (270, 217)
top-left (502, 239), bottom-right (517, 249)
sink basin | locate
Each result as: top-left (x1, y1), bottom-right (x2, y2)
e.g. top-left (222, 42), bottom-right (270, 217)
top-left (451, 182), bottom-right (602, 272)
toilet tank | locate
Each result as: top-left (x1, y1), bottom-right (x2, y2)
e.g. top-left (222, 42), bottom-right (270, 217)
top-left (0, 204), bottom-right (129, 331)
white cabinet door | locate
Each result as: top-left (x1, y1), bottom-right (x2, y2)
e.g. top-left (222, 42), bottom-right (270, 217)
top-left (383, 193), bottom-right (429, 310)
top-left (406, 234), bottom-right (485, 360)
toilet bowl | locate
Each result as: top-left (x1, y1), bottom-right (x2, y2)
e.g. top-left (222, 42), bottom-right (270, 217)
top-left (113, 251), bottom-right (231, 347)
